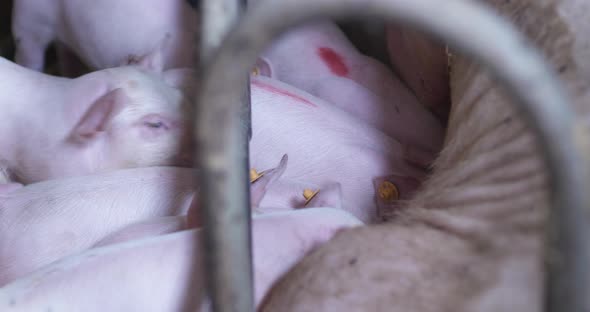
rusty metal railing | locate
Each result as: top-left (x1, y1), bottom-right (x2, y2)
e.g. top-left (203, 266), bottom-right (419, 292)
top-left (194, 0), bottom-right (590, 311)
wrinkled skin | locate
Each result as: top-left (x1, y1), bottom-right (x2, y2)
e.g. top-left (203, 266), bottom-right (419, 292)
top-left (0, 56), bottom-right (194, 184)
top-left (261, 0), bottom-right (590, 310)
top-left (257, 21), bottom-right (444, 156)
top-left (0, 208), bottom-right (362, 311)
top-left (12, 0), bottom-right (198, 71)
top-left (249, 76), bottom-right (427, 222)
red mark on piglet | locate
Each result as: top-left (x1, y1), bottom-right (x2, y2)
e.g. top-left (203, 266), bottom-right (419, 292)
top-left (317, 47), bottom-right (349, 77)
top-left (252, 80), bottom-right (317, 107)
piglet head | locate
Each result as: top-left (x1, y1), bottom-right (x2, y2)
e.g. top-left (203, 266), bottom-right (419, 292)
top-left (68, 65), bottom-right (197, 173)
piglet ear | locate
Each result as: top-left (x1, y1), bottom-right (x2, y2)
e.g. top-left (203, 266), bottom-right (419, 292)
top-left (253, 57), bottom-right (273, 77)
top-left (250, 154), bottom-right (288, 208)
top-left (304, 183), bottom-right (343, 209)
top-left (125, 34), bottom-right (171, 72)
top-left (70, 88), bottom-right (127, 142)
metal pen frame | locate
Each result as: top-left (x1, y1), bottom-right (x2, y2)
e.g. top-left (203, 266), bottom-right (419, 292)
top-left (198, 0), bottom-right (253, 311)
top-left (194, 0), bottom-right (590, 311)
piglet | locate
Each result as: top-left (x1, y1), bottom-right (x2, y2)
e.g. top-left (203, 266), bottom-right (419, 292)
top-left (0, 167), bottom-right (196, 286)
top-left (0, 55), bottom-right (194, 184)
top-left (94, 155), bottom-right (300, 248)
top-left (249, 76), bottom-right (428, 223)
top-left (256, 21), bottom-right (444, 155)
top-left (12, 0), bottom-right (199, 71)
top-left (0, 208), bottom-right (361, 311)
top-left (0, 154), bottom-right (337, 286)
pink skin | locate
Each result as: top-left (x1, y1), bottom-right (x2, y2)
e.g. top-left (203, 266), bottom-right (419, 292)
top-left (0, 154), bottom-right (341, 286)
top-left (97, 155), bottom-right (343, 246)
top-left (188, 154), bottom-right (345, 227)
top-left (0, 208), bottom-right (361, 311)
top-left (93, 216), bottom-right (189, 248)
top-left (0, 183), bottom-right (23, 194)
top-left (12, 0), bottom-right (198, 71)
top-left (256, 21), bottom-right (445, 156)
top-left (257, 179), bottom-right (344, 214)
top-left (250, 155), bottom-right (344, 214)
top-left (0, 156), bottom-right (361, 309)
top-left (0, 167), bottom-right (196, 287)
top-left (0, 55), bottom-right (194, 184)
top-left (249, 76), bottom-right (427, 223)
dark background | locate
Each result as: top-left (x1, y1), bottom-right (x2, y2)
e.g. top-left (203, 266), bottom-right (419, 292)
top-left (1, 0), bottom-right (13, 58)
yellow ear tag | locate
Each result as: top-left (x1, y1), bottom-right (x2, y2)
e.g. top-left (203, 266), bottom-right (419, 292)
top-left (303, 189), bottom-right (320, 206)
top-left (378, 181), bottom-right (399, 202)
top-left (251, 67), bottom-right (260, 76)
top-left (250, 168), bottom-right (264, 183)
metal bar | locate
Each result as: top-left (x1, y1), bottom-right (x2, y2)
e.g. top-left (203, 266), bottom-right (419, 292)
top-left (200, 0), bottom-right (245, 62)
top-left (196, 0), bottom-right (590, 311)
top-left (196, 0), bottom-right (253, 311)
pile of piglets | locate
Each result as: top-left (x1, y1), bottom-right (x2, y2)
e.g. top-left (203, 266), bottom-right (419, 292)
top-left (0, 0), bottom-right (449, 310)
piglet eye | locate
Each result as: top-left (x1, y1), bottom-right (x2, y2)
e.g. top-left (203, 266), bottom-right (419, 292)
top-left (144, 120), bottom-right (169, 130)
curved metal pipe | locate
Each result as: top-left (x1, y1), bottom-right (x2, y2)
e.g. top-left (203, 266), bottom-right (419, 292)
top-left (195, 0), bottom-right (590, 311)
top-left (197, 0), bottom-right (252, 311)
